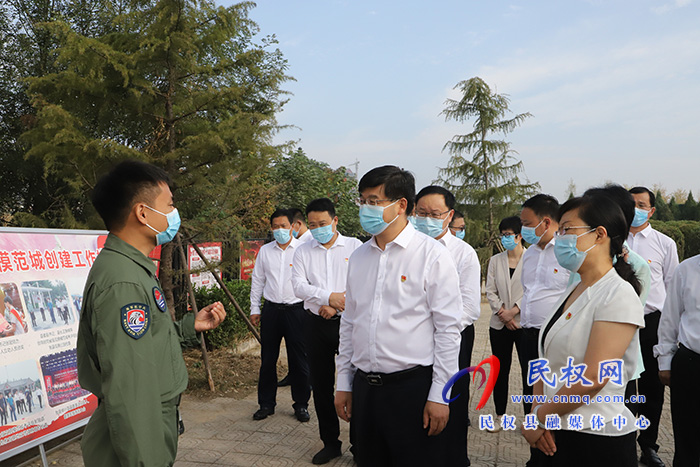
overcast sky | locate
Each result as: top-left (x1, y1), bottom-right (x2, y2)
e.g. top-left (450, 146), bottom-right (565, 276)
top-left (219, 0), bottom-right (700, 202)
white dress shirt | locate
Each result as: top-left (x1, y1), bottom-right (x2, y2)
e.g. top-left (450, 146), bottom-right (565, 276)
top-left (297, 229), bottom-right (313, 243)
top-left (520, 239), bottom-right (570, 329)
top-left (438, 231), bottom-right (481, 329)
top-left (539, 268), bottom-right (644, 435)
top-left (485, 249), bottom-right (525, 330)
top-left (291, 233), bottom-right (363, 315)
top-left (249, 238), bottom-right (302, 315)
top-left (654, 254), bottom-right (700, 371)
top-left (336, 222), bottom-right (463, 404)
top-left (626, 225), bottom-right (679, 315)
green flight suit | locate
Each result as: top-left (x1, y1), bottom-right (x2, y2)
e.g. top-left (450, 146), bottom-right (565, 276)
top-left (77, 234), bottom-right (200, 467)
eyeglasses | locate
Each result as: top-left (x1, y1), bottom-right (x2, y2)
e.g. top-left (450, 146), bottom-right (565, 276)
top-left (356, 198), bottom-right (397, 206)
top-left (449, 225), bottom-right (466, 232)
top-left (415, 209), bottom-right (451, 220)
top-left (555, 225), bottom-right (592, 236)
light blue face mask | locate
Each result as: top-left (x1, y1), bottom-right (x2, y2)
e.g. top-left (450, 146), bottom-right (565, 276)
top-left (455, 230), bottom-right (465, 240)
top-left (311, 224), bottom-right (335, 244)
top-left (359, 200), bottom-right (399, 235)
top-left (408, 216), bottom-right (417, 228)
top-left (554, 228), bottom-right (596, 272)
top-left (272, 228), bottom-right (292, 245)
top-left (521, 220), bottom-right (543, 245)
top-left (291, 228), bottom-right (300, 238)
top-left (631, 208), bottom-right (650, 228)
top-left (501, 234), bottom-right (518, 251)
top-left (145, 206), bottom-right (181, 246)
top-left (414, 216), bottom-right (448, 238)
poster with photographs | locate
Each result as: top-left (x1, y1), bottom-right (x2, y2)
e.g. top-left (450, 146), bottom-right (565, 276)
top-left (0, 228), bottom-right (106, 461)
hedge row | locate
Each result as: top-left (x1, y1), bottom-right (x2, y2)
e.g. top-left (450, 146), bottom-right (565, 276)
top-left (650, 220), bottom-right (700, 262)
top-left (193, 280), bottom-right (253, 349)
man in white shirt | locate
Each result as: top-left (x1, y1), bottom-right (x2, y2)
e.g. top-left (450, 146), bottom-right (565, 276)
top-left (334, 166), bottom-right (463, 466)
top-left (414, 185), bottom-right (480, 466)
top-left (519, 194), bottom-right (569, 467)
top-left (627, 186), bottom-right (679, 467)
top-left (290, 208), bottom-right (313, 243)
top-left (250, 208), bottom-right (310, 422)
top-left (655, 253), bottom-right (700, 467)
top-left (292, 198), bottom-right (362, 465)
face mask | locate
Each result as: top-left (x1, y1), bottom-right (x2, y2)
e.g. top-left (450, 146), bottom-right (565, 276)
top-left (291, 228), bottom-right (300, 238)
top-left (631, 208), bottom-right (650, 228)
top-left (554, 229), bottom-right (596, 272)
top-left (311, 224), bottom-right (335, 244)
top-left (501, 235), bottom-right (518, 251)
top-left (455, 230), bottom-right (465, 240)
top-left (359, 200), bottom-right (399, 235)
top-left (145, 206), bottom-right (181, 246)
top-left (272, 228), bottom-right (291, 245)
top-left (408, 216), bottom-right (417, 228)
top-left (414, 216), bottom-right (447, 238)
top-left (521, 220), bottom-right (544, 245)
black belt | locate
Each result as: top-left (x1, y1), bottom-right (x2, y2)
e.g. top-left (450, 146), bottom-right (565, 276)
top-left (356, 365), bottom-right (432, 386)
top-left (679, 343), bottom-right (700, 358)
top-left (305, 309), bottom-right (341, 321)
top-left (267, 301), bottom-right (303, 309)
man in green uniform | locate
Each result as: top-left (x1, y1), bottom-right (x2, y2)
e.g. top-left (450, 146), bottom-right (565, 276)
top-left (77, 160), bottom-right (226, 467)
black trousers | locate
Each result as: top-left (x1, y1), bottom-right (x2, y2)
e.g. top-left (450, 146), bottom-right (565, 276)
top-left (637, 310), bottom-right (665, 451)
top-left (304, 311), bottom-right (341, 449)
top-left (445, 324), bottom-right (475, 466)
top-left (489, 326), bottom-right (527, 415)
top-left (351, 366), bottom-right (448, 467)
top-left (258, 301), bottom-right (310, 410)
top-left (671, 344), bottom-right (700, 467)
top-left (540, 430), bottom-right (637, 467)
top-left (520, 327), bottom-right (548, 466)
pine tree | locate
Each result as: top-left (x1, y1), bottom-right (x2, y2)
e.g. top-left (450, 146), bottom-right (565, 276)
top-left (437, 77), bottom-right (539, 245)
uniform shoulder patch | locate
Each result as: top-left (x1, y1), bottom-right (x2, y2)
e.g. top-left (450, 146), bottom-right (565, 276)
top-left (121, 303), bottom-right (150, 339)
top-left (153, 286), bottom-right (167, 312)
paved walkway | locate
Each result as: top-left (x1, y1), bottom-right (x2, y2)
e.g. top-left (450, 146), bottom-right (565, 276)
top-left (11, 303), bottom-right (675, 466)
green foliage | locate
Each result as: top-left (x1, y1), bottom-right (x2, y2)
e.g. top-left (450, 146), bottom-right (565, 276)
top-left (191, 279), bottom-right (253, 349)
top-left (654, 192), bottom-right (674, 221)
top-left (650, 220), bottom-right (686, 261)
top-left (436, 77), bottom-right (539, 247)
top-left (269, 148), bottom-right (362, 237)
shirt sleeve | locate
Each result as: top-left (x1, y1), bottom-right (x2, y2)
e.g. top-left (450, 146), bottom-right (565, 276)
top-left (485, 255), bottom-right (504, 313)
top-left (291, 247), bottom-right (332, 307)
top-left (654, 264), bottom-right (684, 371)
top-left (173, 313), bottom-right (200, 348)
top-left (662, 236), bottom-right (680, 291)
top-left (594, 281), bottom-right (645, 328)
top-left (335, 258), bottom-right (357, 393)
top-left (249, 247), bottom-right (266, 316)
top-left (458, 247), bottom-right (481, 326)
top-left (425, 250), bottom-right (462, 404)
top-left (92, 282), bottom-right (170, 466)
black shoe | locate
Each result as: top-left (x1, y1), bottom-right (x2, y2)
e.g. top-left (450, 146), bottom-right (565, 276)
top-left (312, 445), bottom-right (342, 464)
top-left (640, 447), bottom-right (665, 467)
top-left (295, 407), bottom-right (310, 422)
top-left (253, 407), bottom-right (274, 420)
top-left (277, 374), bottom-right (290, 386)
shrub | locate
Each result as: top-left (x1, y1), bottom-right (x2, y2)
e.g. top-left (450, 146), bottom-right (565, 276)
top-left (193, 280), bottom-right (255, 349)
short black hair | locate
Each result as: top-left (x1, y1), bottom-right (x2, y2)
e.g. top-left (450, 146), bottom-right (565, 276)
top-left (270, 208), bottom-right (293, 225)
top-left (451, 209), bottom-right (464, 223)
top-left (289, 208), bottom-right (306, 224)
top-left (522, 194), bottom-right (560, 220)
top-left (415, 186), bottom-right (456, 210)
top-left (306, 198), bottom-right (336, 217)
top-left (584, 185), bottom-right (635, 228)
top-left (498, 216), bottom-right (522, 235)
top-left (358, 165), bottom-right (415, 214)
top-left (92, 160), bottom-right (171, 231)
top-left (629, 186), bottom-right (656, 208)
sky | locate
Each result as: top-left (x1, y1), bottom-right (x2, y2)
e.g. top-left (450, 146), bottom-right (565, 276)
top-left (219, 0), bottom-right (700, 202)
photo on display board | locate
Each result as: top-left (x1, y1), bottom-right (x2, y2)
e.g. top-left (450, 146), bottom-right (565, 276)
top-left (20, 280), bottom-right (78, 332)
top-left (0, 283), bottom-right (29, 339)
top-left (39, 349), bottom-right (89, 408)
top-left (0, 359), bottom-right (44, 428)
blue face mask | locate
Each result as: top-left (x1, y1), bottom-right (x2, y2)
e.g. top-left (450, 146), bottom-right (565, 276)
top-left (501, 234), bottom-right (518, 251)
top-left (631, 208), bottom-right (650, 228)
top-left (311, 224), bottom-right (335, 244)
top-left (359, 200), bottom-right (399, 235)
top-left (291, 228), bottom-right (300, 238)
top-left (145, 206), bottom-right (181, 246)
top-left (414, 216), bottom-right (447, 238)
top-left (408, 216), bottom-right (417, 228)
top-left (554, 229), bottom-right (596, 272)
top-left (455, 230), bottom-right (465, 240)
top-left (521, 220), bottom-right (543, 245)
top-left (272, 228), bottom-right (292, 245)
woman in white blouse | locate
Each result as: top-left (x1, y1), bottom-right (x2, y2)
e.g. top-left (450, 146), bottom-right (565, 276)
top-left (521, 190), bottom-right (644, 466)
top-left (485, 216), bottom-right (527, 430)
